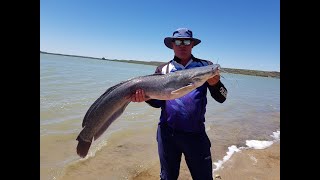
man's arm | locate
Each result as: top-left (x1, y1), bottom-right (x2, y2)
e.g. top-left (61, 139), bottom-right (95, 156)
top-left (207, 80), bottom-right (227, 103)
top-left (145, 99), bottom-right (164, 108)
top-left (205, 66), bottom-right (227, 103)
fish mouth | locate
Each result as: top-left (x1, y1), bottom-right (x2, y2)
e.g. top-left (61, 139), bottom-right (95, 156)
top-left (207, 66), bottom-right (220, 78)
top-left (76, 135), bottom-right (92, 143)
top-left (212, 69), bottom-right (220, 77)
top-left (76, 135), bottom-right (92, 158)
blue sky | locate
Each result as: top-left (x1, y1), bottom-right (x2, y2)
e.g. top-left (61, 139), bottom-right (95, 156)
top-left (40, 0), bottom-right (280, 72)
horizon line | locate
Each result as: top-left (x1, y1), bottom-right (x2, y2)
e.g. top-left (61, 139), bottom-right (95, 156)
top-left (40, 50), bottom-right (280, 73)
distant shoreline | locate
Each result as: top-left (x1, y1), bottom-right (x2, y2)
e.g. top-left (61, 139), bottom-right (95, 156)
top-left (40, 51), bottom-right (280, 79)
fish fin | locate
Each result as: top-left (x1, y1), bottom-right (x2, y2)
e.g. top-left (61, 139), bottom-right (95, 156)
top-left (93, 101), bottom-right (130, 140)
top-left (171, 84), bottom-right (195, 95)
top-left (76, 136), bottom-right (92, 158)
top-left (82, 98), bottom-right (103, 127)
top-left (93, 120), bottom-right (112, 141)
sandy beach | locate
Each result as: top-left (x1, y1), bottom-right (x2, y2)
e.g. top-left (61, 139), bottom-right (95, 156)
top-left (133, 142), bottom-right (280, 180)
top-left (213, 142), bottom-right (280, 180)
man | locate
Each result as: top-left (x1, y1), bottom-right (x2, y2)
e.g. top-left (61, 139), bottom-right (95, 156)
top-left (131, 28), bottom-right (227, 180)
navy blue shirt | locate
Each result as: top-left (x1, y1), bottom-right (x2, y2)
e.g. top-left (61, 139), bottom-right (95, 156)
top-left (146, 55), bottom-right (227, 132)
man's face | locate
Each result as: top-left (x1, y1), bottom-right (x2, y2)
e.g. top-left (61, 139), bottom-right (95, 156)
top-left (172, 39), bottom-right (194, 60)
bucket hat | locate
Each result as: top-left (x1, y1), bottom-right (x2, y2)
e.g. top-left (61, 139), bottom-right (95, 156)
top-left (164, 28), bottom-right (201, 49)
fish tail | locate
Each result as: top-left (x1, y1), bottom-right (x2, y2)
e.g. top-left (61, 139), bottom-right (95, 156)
top-left (76, 135), bottom-right (92, 158)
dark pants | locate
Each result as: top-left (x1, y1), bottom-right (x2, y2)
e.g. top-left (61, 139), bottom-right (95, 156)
top-left (157, 123), bottom-right (213, 180)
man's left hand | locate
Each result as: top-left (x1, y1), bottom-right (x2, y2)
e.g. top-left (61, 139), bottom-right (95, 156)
top-left (207, 75), bottom-right (220, 86)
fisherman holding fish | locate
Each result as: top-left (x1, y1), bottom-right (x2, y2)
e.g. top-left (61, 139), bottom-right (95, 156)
top-left (132, 28), bottom-right (228, 180)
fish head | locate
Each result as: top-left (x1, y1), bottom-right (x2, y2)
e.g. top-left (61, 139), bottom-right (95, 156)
top-left (190, 64), bottom-right (220, 87)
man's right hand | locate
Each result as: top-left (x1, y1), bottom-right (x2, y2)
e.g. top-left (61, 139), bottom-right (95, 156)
top-left (131, 89), bottom-right (150, 102)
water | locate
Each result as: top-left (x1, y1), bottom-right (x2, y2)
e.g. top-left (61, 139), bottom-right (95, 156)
top-left (40, 53), bottom-right (280, 180)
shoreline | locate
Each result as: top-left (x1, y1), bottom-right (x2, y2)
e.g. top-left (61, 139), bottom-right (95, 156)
top-left (40, 51), bottom-right (280, 79)
top-left (213, 141), bottom-right (280, 180)
top-left (132, 142), bottom-right (280, 180)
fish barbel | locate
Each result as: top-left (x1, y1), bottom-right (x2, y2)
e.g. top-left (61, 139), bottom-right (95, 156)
top-left (76, 64), bottom-right (220, 157)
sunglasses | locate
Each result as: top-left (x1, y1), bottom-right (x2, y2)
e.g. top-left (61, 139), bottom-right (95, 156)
top-left (173, 39), bottom-right (192, 46)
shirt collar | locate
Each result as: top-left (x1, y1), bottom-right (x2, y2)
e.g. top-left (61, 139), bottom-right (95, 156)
top-left (172, 55), bottom-right (194, 69)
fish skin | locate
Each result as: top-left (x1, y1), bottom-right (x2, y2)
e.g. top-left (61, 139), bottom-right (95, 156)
top-left (76, 64), bottom-right (220, 158)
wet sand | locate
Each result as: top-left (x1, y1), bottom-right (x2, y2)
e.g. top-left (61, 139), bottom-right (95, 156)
top-left (213, 141), bottom-right (280, 180)
top-left (133, 142), bottom-right (280, 180)
top-left (133, 155), bottom-right (194, 180)
top-left (59, 124), bottom-right (279, 180)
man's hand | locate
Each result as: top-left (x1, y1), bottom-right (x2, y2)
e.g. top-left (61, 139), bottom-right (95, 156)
top-left (207, 70), bottom-right (221, 86)
top-left (131, 89), bottom-right (150, 102)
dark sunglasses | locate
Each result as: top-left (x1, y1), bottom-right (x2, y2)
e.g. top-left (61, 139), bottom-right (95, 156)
top-left (173, 39), bottom-right (192, 46)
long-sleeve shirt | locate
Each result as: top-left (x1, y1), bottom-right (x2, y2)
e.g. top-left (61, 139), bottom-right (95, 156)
top-left (146, 55), bottom-right (227, 132)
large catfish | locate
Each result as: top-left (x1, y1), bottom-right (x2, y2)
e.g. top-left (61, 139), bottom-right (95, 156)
top-left (76, 64), bottom-right (220, 157)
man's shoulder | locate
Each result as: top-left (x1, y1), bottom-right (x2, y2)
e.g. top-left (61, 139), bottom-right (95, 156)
top-left (156, 61), bottom-right (170, 68)
top-left (155, 61), bottom-right (171, 74)
top-left (158, 61), bottom-right (171, 67)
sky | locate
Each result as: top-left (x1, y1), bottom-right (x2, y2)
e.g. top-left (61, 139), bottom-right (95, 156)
top-left (40, 0), bottom-right (280, 72)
